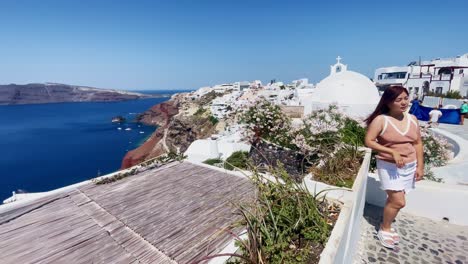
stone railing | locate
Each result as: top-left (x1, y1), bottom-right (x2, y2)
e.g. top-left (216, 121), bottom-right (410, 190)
top-left (313, 148), bottom-right (372, 264)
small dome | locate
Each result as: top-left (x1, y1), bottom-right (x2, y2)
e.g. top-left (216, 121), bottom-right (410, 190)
top-left (313, 71), bottom-right (380, 105)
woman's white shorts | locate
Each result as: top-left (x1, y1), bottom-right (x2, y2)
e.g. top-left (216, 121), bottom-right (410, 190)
top-left (377, 159), bottom-right (416, 193)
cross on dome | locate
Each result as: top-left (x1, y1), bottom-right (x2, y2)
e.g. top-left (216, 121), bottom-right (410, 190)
top-left (330, 55), bottom-right (347, 76)
top-left (336, 56), bottom-right (342, 64)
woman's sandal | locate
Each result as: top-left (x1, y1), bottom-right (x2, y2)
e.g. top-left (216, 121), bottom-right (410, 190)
top-left (377, 229), bottom-right (395, 249)
top-left (391, 228), bottom-right (400, 244)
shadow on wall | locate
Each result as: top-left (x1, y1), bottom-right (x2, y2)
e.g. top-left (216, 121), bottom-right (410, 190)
top-left (365, 174), bottom-right (387, 207)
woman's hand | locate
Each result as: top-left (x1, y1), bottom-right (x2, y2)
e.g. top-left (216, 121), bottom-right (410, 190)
top-left (415, 167), bottom-right (424, 181)
top-left (392, 151), bottom-right (405, 168)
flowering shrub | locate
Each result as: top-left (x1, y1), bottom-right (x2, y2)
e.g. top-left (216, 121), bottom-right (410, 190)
top-left (293, 105), bottom-right (346, 158)
top-left (293, 105), bottom-right (365, 187)
top-left (241, 99), bottom-right (293, 148)
top-left (420, 126), bottom-right (453, 182)
top-left (420, 126), bottom-right (453, 167)
top-left (242, 102), bottom-right (365, 187)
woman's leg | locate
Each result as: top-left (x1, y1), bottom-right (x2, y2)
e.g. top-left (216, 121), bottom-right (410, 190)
top-left (381, 190), bottom-right (406, 231)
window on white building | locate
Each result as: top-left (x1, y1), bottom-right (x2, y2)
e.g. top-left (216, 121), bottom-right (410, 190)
top-left (460, 69), bottom-right (464, 74)
top-left (382, 72), bottom-right (407, 79)
top-left (436, 87), bottom-right (443, 95)
top-left (438, 68), bottom-right (453, 75)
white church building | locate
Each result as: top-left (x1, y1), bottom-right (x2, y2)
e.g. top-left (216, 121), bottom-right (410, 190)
top-left (300, 56), bottom-right (380, 118)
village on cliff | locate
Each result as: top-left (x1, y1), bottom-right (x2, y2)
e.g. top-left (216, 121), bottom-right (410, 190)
top-left (1, 55), bottom-right (468, 263)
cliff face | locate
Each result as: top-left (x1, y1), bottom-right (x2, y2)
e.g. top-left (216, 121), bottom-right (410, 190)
top-left (121, 93), bottom-right (219, 169)
top-left (136, 100), bottom-right (180, 127)
top-left (0, 83), bottom-right (157, 105)
top-left (121, 99), bottom-right (180, 168)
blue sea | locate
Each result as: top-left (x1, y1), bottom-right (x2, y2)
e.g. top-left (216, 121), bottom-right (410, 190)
top-left (0, 90), bottom-right (190, 201)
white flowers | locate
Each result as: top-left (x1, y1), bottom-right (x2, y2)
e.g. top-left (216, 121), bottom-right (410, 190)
top-left (240, 99), bottom-right (293, 146)
top-left (420, 126), bottom-right (453, 169)
top-left (241, 101), bottom-right (358, 169)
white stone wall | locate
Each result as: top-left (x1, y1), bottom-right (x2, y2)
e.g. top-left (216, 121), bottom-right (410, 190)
top-left (318, 149), bottom-right (372, 264)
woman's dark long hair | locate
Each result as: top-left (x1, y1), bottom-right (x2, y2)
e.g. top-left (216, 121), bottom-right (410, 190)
top-left (365, 85), bottom-right (409, 126)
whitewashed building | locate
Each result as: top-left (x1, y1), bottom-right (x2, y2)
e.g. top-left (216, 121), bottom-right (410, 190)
top-left (250, 80), bottom-right (262, 89)
top-left (184, 130), bottom-right (251, 163)
top-left (189, 86), bottom-right (213, 99)
top-left (374, 53), bottom-right (468, 98)
top-left (210, 92), bottom-right (242, 119)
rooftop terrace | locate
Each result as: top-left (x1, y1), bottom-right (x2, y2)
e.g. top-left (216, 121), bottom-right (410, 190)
top-left (0, 162), bottom-right (253, 263)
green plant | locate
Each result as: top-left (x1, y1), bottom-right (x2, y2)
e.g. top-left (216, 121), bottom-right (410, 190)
top-left (341, 118), bottom-right (366, 147)
top-left (209, 115), bottom-right (219, 125)
top-left (225, 151), bottom-right (249, 170)
top-left (194, 107), bottom-right (207, 116)
top-left (444, 90), bottom-right (462, 99)
top-left (193, 165), bottom-right (339, 264)
top-left (203, 158), bottom-right (223, 166)
top-left (310, 147), bottom-right (364, 188)
top-left (233, 164), bottom-right (337, 263)
top-left (425, 90), bottom-right (462, 99)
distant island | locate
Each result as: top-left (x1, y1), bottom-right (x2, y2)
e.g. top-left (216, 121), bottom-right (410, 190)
top-left (0, 83), bottom-right (168, 105)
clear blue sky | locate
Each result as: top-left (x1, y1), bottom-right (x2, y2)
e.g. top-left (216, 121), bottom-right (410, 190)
top-left (1, 0), bottom-right (467, 91)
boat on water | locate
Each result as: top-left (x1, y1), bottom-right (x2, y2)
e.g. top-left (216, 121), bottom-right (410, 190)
top-left (117, 127), bottom-right (122, 130)
top-left (125, 128), bottom-right (131, 131)
top-left (111, 116), bottom-right (126, 123)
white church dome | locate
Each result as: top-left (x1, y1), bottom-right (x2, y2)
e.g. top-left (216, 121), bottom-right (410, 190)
top-left (303, 56), bottom-right (380, 117)
top-left (314, 70), bottom-right (380, 105)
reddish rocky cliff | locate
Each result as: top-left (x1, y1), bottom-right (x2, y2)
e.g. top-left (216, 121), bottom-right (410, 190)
top-left (121, 93), bottom-right (218, 169)
top-left (121, 100), bottom-right (179, 168)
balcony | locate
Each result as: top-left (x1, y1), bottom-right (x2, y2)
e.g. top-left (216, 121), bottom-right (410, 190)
top-left (436, 74), bottom-right (452, 81)
top-left (375, 78), bottom-right (405, 85)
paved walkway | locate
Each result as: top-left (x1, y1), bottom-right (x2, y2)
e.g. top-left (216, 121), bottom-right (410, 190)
top-left (438, 123), bottom-right (468, 140)
top-left (432, 123), bottom-right (468, 184)
top-left (354, 204), bottom-right (468, 264)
